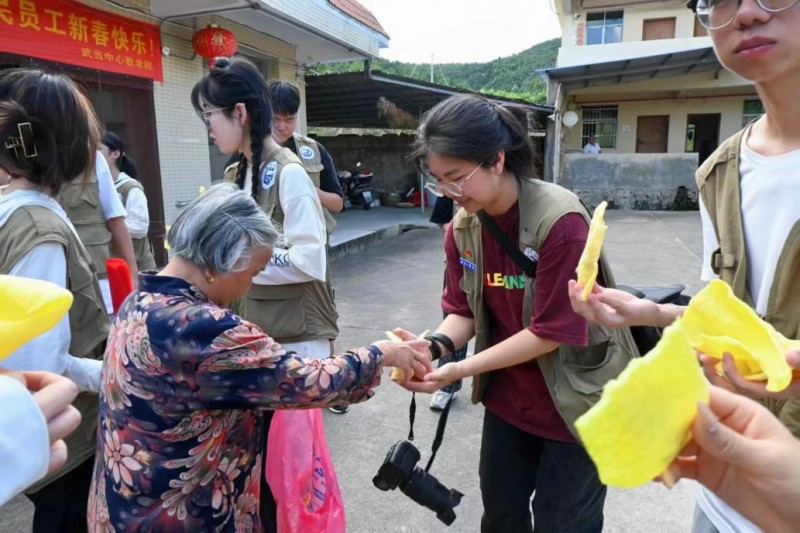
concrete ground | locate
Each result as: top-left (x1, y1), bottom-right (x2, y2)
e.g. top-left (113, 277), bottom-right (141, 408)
top-left (0, 208), bottom-right (705, 532)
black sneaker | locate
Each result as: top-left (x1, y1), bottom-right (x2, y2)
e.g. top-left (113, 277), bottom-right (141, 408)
top-left (328, 405), bottom-right (349, 414)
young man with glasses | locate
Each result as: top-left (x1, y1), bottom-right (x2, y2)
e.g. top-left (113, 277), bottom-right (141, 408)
top-left (572, 2), bottom-right (800, 532)
top-left (691, 2), bottom-right (800, 529)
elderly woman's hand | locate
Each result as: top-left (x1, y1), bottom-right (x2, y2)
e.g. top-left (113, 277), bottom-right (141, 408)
top-left (373, 339), bottom-right (433, 384)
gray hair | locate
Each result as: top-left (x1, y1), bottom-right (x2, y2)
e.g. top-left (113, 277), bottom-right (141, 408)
top-left (168, 183), bottom-right (280, 273)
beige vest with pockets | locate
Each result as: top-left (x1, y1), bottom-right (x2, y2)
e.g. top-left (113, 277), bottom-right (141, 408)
top-left (224, 147), bottom-right (338, 344)
top-left (451, 178), bottom-right (639, 438)
top-left (0, 205), bottom-right (108, 492)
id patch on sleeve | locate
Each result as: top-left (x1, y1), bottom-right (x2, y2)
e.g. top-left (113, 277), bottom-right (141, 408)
top-left (459, 257), bottom-right (477, 271)
top-left (299, 145), bottom-right (315, 159)
top-left (261, 161), bottom-right (278, 189)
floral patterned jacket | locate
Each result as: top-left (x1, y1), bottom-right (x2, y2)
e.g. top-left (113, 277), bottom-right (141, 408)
top-left (88, 274), bottom-right (384, 532)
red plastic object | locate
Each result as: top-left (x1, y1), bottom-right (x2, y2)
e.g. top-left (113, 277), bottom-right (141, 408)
top-left (106, 258), bottom-right (133, 314)
top-left (412, 191), bottom-right (428, 207)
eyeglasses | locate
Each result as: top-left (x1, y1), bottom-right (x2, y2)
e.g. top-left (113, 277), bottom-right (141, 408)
top-left (424, 163), bottom-right (482, 198)
top-left (691, 0), bottom-right (800, 30)
top-left (198, 106), bottom-right (233, 127)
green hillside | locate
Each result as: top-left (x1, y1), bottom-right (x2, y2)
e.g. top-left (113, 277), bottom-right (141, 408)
top-left (308, 38), bottom-right (559, 104)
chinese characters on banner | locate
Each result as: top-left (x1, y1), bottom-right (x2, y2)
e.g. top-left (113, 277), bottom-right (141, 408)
top-left (0, 0), bottom-right (163, 81)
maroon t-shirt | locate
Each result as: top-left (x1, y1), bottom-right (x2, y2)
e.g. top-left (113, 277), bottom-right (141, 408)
top-left (443, 204), bottom-right (589, 442)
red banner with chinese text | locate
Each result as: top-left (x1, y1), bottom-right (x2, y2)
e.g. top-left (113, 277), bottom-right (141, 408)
top-left (0, 0), bottom-right (163, 81)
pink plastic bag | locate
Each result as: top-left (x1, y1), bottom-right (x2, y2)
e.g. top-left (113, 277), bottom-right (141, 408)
top-left (265, 409), bottom-right (346, 533)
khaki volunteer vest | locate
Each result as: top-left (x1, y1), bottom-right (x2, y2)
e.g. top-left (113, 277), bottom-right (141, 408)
top-left (0, 205), bottom-right (109, 491)
top-left (451, 178), bottom-right (639, 438)
top-left (292, 133), bottom-right (338, 236)
top-left (115, 178), bottom-right (157, 271)
top-left (697, 129), bottom-right (800, 437)
top-left (224, 148), bottom-right (339, 344)
top-left (58, 173), bottom-right (112, 278)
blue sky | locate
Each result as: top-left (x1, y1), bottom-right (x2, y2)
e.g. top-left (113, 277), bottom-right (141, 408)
top-left (359, 0), bottom-right (562, 64)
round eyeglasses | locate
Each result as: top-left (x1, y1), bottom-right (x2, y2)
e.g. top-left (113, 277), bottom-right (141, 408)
top-left (693, 0), bottom-right (800, 30)
top-left (198, 106), bottom-right (233, 127)
top-left (423, 163), bottom-right (482, 198)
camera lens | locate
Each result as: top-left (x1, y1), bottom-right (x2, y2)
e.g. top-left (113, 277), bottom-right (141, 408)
top-left (401, 469), bottom-right (464, 526)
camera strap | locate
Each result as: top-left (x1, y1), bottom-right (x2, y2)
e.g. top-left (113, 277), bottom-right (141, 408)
top-left (407, 392), bottom-right (453, 473)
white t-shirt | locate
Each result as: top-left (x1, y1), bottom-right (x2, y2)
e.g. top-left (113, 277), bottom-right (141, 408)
top-left (245, 162), bottom-right (328, 286)
top-left (0, 189), bottom-right (103, 393)
top-left (115, 172), bottom-right (150, 238)
top-left (0, 375), bottom-right (49, 505)
top-left (697, 129), bottom-right (800, 531)
top-left (95, 152), bottom-right (128, 310)
top-left (583, 142), bottom-right (601, 154)
top-left (95, 152), bottom-right (126, 220)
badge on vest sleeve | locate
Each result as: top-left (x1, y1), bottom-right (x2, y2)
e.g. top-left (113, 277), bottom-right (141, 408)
top-left (460, 257), bottom-right (477, 271)
top-left (523, 247), bottom-right (539, 262)
top-left (299, 145), bottom-right (315, 159)
top-left (261, 161), bottom-right (278, 189)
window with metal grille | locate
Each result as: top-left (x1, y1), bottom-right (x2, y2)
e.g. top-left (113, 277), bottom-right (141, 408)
top-left (586, 11), bottom-right (623, 45)
top-left (582, 106), bottom-right (618, 149)
top-left (742, 99), bottom-right (764, 127)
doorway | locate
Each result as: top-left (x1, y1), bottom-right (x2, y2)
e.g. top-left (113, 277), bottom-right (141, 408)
top-left (0, 53), bottom-right (166, 264)
top-left (636, 115), bottom-right (670, 153)
top-left (686, 114), bottom-right (721, 165)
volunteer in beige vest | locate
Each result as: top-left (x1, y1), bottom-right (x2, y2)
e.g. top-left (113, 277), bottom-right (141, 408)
top-left (58, 151), bottom-right (139, 313)
top-left (193, 60), bottom-right (335, 361)
top-left (100, 130), bottom-right (157, 271)
top-left (267, 79), bottom-right (344, 229)
top-left (222, 147), bottom-right (338, 351)
top-left (570, 3), bottom-right (800, 532)
top-left (401, 94), bottom-right (637, 532)
top-left (0, 67), bottom-right (109, 533)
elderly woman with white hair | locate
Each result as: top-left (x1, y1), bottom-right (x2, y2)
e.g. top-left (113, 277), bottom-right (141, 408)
top-left (87, 183), bottom-right (431, 532)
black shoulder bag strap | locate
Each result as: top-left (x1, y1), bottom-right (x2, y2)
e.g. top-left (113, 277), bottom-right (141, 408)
top-left (477, 210), bottom-right (538, 278)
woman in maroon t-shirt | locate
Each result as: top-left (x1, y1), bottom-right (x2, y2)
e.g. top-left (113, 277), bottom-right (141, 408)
top-left (399, 94), bottom-right (605, 533)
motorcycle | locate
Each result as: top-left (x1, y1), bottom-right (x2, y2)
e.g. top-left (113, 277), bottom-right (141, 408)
top-left (338, 162), bottom-right (374, 210)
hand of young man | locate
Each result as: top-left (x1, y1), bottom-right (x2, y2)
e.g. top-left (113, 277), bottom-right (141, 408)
top-left (698, 350), bottom-right (800, 400)
top-left (665, 386), bottom-right (800, 532)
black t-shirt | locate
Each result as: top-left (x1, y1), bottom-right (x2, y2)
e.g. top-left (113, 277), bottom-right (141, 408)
top-left (429, 196), bottom-right (455, 225)
top-left (285, 137), bottom-right (343, 198)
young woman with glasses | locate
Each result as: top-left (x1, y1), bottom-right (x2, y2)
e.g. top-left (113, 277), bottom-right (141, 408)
top-left (399, 94), bottom-right (637, 533)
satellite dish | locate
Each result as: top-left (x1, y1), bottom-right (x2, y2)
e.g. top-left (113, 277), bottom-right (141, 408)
top-left (562, 111), bottom-right (579, 128)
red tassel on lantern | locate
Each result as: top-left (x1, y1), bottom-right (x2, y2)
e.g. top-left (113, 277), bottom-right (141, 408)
top-left (106, 258), bottom-right (133, 314)
top-left (192, 24), bottom-right (238, 66)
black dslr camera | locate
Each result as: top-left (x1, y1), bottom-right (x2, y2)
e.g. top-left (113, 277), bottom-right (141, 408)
top-left (372, 440), bottom-right (464, 525)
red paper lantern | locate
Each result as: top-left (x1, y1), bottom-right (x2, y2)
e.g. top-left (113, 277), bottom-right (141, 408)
top-left (192, 24), bottom-right (238, 65)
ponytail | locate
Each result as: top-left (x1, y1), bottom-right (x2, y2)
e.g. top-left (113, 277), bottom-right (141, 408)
top-left (117, 153), bottom-right (138, 179)
top-left (101, 130), bottom-right (138, 179)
